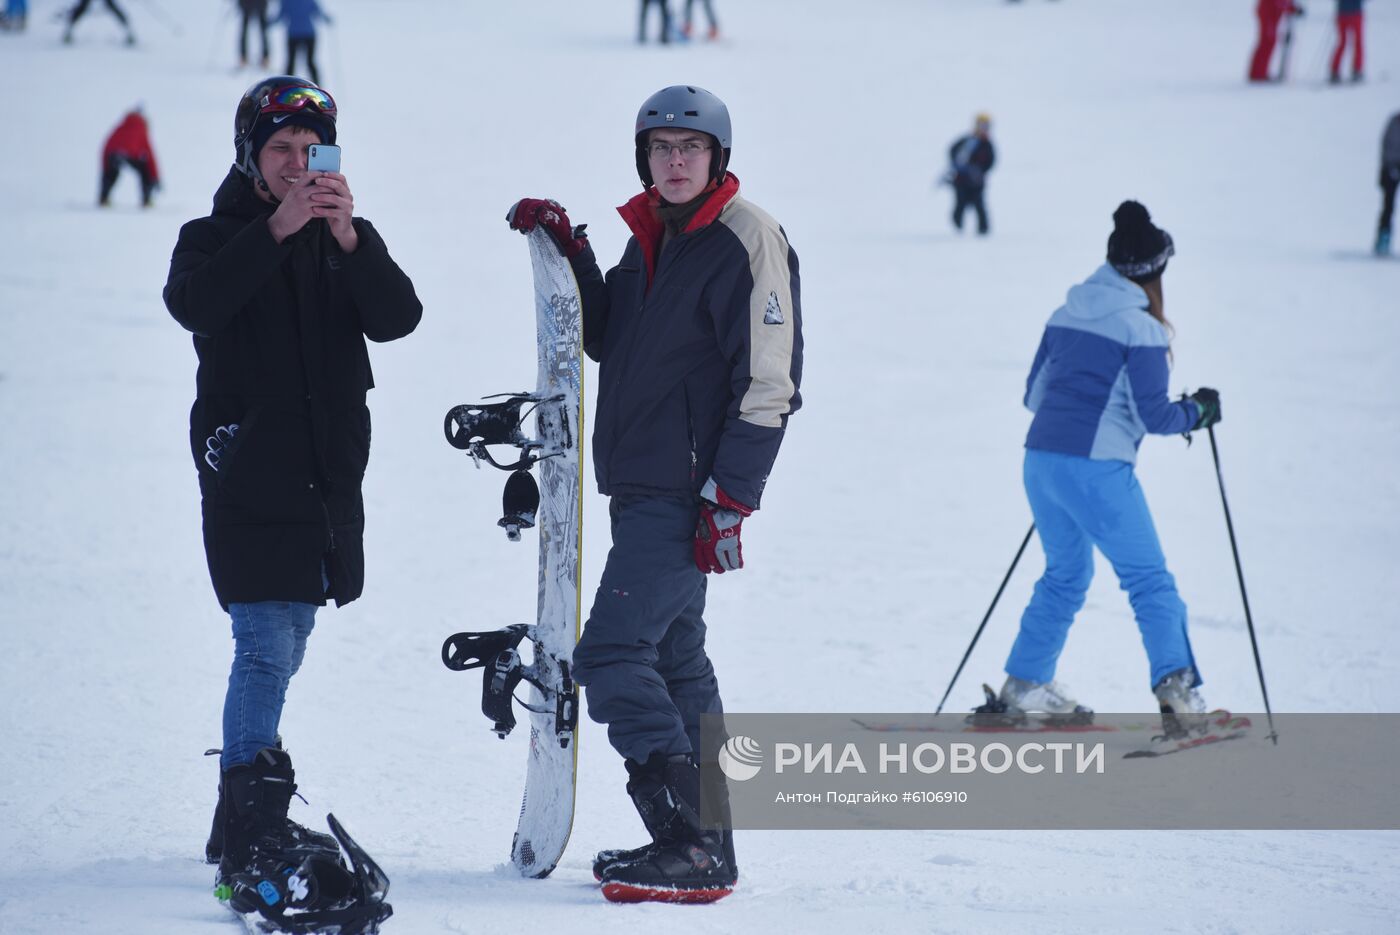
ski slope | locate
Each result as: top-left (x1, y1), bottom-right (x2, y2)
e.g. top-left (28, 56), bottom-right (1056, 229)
top-left (2, 0), bottom-right (1398, 932)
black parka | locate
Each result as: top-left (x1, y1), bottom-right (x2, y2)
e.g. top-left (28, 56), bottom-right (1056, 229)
top-left (164, 167), bottom-right (421, 610)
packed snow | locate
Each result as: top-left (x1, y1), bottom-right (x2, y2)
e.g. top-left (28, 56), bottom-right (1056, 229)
top-left (2, 1), bottom-right (1398, 932)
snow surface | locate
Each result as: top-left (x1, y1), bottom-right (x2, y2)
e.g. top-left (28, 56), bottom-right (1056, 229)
top-left (3, 0), bottom-right (1399, 932)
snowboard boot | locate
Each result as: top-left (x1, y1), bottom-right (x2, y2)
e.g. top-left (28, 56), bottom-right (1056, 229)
top-left (592, 755), bottom-right (670, 880)
top-left (1153, 668), bottom-right (1207, 739)
top-left (214, 747), bottom-right (338, 896)
top-left (998, 675), bottom-right (1092, 720)
top-left (206, 745), bottom-right (337, 865)
top-left (594, 833), bottom-right (738, 882)
top-left (599, 754), bottom-right (734, 904)
top-left (1376, 228), bottom-right (1392, 257)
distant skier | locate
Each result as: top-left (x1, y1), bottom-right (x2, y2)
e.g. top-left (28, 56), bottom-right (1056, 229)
top-left (1329, 0), bottom-right (1364, 84)
top-left (1248, 0), bottom-right (1303, 82)
top-left (238, 0), bottom-right (271, 69)
top-left (1377, 112), bottom-right (1400, 255)
top-left (945, 113), bottom-right (996, 235)
top-left (99, 107), bottom-right (159, 208)
top-left (996, 201), bottom-right (1221, 733)
top-left (637, 0), bottom-right (672, 43)
top-left (163, 75), bottom-right (420, 901)
top-left (1, 0), bottom-right (28, 31)
top-left (63, 0), bottom-right (135, 45)
top-left (273, 0), bottom-right (330, 84)
top-left (508, 85), bottom-right (802, 903)
top-left (680, 0), bottom-right (718, 41)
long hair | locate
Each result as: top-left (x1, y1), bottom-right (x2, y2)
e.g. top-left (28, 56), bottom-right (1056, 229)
top-left (1138, 275), bottom-right (1174, 362)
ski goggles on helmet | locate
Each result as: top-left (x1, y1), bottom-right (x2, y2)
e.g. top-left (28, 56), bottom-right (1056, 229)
top-left (257, 84), bottom-right (337, 121)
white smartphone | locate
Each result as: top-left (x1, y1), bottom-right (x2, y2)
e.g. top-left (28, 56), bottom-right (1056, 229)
top-left (307, 143), bottom-right (341, 173)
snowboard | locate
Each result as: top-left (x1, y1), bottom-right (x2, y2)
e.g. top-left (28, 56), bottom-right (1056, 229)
top-left (441, 226), bottom-right (584, 878)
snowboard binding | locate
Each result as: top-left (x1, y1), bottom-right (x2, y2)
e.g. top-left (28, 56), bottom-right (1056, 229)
top-left (442, 624), bottom-right (578, 747)
top-left (225, 813), bottom-right (392, 934)
top-left (444, 392), bottom-right (572, 540)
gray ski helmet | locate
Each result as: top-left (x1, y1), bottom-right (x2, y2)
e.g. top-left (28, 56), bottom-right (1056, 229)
top-left (634, 85), bottom-right (731, 187)
top-left (234, 75), bottom-right (337, 184)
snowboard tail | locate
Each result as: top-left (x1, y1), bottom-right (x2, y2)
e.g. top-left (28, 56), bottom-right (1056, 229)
top-left (441, 227), bottom-right (584, 878)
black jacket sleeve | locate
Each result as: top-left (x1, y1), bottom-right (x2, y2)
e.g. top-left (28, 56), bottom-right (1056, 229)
top-left (164, 216), bottom-right (291, 337)
top-left (571, 242), bottom-right (609, 362)
top-left (342, 219), bottom-right (423, 343)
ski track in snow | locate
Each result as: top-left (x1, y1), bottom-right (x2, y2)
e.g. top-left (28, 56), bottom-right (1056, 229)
top-left (3, 0), bottom-right (1399, 932)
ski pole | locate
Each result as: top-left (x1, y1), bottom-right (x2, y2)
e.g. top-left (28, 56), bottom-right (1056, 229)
top-left (934, 523), bottom-right (1036, 715)
top-left (1277, 10), bottom-right (1296, 82)
top-left (1206, 425), bottom-right (1278, 745)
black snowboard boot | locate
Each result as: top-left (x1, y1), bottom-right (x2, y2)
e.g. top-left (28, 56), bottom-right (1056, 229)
top-left (214, 747), bottom-right (337, 893)
top-left (599, 754), bottom-right (734, 903)
top-left (206, 745), bottom-right (336, 865)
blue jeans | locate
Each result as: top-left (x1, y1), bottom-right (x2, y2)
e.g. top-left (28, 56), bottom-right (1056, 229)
top-left (1006, 449), bottom-right (1199, 691)
top-left (573, 495), bottom-right (720, 764)
top-left (221, 601), bottom-right (318, 768)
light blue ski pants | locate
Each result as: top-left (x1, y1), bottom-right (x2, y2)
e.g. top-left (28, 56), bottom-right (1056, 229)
top-left (1005, 449), bottom-right (1199, 691)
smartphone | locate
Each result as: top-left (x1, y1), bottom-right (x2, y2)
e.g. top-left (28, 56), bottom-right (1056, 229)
top-left (307, 143), bottom-right (341, 173)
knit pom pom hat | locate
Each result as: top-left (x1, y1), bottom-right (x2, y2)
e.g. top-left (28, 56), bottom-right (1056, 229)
top-left (1107, 200), bottom-right (1175, 282)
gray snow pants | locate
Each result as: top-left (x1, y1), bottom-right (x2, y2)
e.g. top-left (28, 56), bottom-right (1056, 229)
top-left (572, 494), bottom-right (722, 764)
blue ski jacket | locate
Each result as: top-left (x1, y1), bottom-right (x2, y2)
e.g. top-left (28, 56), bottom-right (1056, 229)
top-left (571, 174), bottom-right (803, 510)
top-left (274, 0), bottom-right (327, 38)
top-left (1024, 264), bottom-right (1197, 464)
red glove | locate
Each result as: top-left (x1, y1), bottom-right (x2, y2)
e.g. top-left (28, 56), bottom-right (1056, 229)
top-left (505, 198), bottom-right (588, 258)
top-left (694, 480), bottom-right (753, 574)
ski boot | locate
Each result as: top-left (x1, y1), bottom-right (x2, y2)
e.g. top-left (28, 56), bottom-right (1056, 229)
top-left (599, 754), bottom-right (735, 903)
top-left (1376, 228), bottom-right (1392, 257)
top-left (993, 675), bottom-right (1093, 725)
top-left (1153, 668), bottom-right (1208, 739)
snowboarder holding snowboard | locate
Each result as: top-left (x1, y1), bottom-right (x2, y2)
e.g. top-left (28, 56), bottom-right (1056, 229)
top-left (945, 113), bottom-right (996, 235)
top-left (163, 75), bottom-right (420, 904)
top-left (998, 201), bottom-right (1220, 733)
top-left (508, 84), bottom-right (803, 903)
top-left (1378, 112), bottom-right (1400, 256)
top-left (98, 107), bottom-right (159, 208)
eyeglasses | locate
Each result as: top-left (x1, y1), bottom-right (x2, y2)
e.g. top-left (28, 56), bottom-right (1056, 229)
top-left (647, 140), bottom-right (711, 160)
top-left (258, 84), bottom-right (337, 120)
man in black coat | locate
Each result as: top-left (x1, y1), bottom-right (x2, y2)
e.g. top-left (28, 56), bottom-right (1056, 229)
top-left (946, 112), bottom-right (997, 235)
top-left (163, 77), bottom-right (421, 884)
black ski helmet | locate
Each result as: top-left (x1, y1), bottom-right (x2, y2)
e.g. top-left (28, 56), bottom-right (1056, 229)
top-left (634, 85), bottom-right (731, 188)
top-left (233, 75), bottom-right (338, 185)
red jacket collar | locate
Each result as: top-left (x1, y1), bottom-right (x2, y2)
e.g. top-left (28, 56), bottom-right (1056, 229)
top-left (616, 173), bottom-right (740, 283)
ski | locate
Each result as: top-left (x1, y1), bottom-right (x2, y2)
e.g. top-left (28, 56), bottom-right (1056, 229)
top-left (852, 717), bottom-right (1137, 734)
top-left (441, 226), bottom-right (584, 878)
top-left (1123, 713), bottom-right (1253, 759)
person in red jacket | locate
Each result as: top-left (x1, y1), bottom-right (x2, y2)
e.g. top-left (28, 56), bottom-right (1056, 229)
top-left (1248, 0), bottom-right (1304, 82)
top-left (100, 108), bottom-right (159, 208)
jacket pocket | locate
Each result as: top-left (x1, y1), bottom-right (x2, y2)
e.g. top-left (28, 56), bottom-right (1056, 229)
top-left (211, 407), bottom-right (321, 524)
